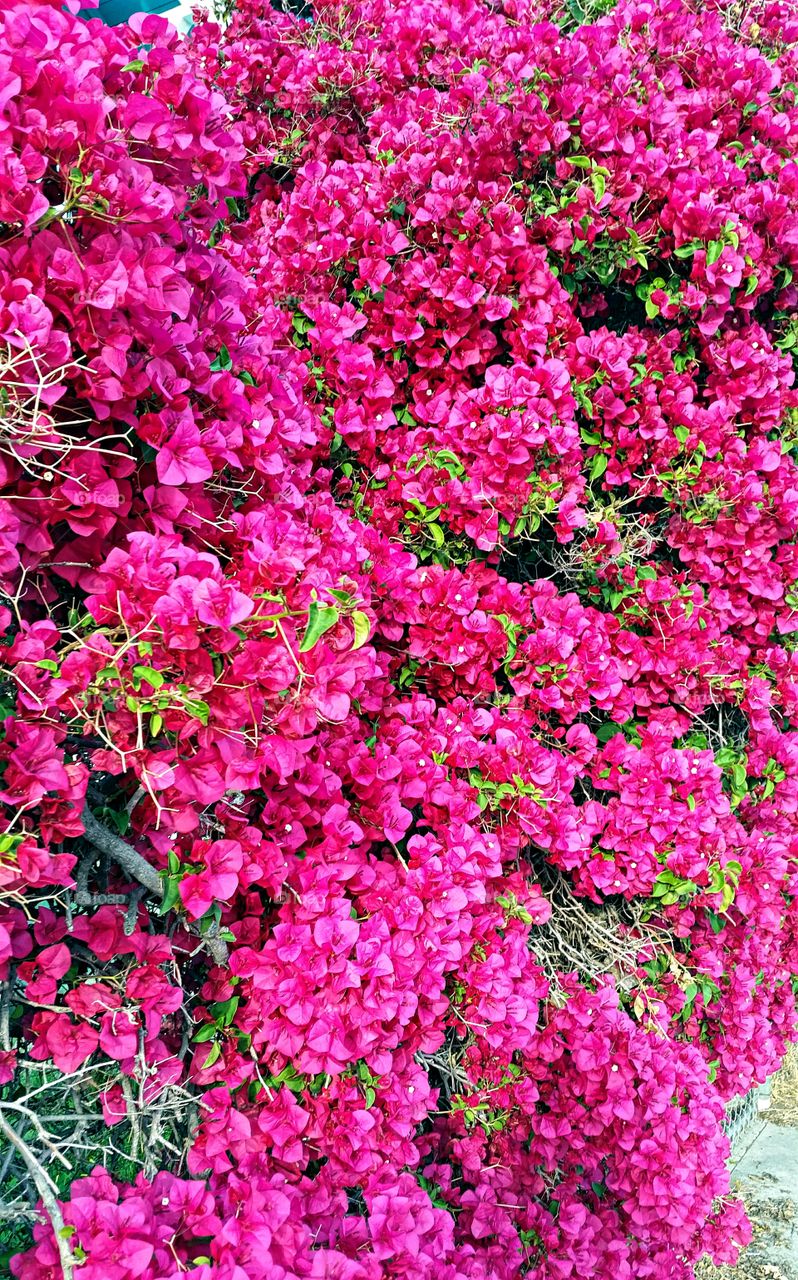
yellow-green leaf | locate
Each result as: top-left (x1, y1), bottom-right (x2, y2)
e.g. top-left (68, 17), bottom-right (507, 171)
top-left (351, 610), bottom-right (371, 650)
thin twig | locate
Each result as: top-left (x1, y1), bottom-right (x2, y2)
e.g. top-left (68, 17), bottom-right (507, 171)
top-left (0, 1101), bottom-right (72, 1169)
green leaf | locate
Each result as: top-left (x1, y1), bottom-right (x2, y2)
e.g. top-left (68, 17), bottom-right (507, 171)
top-left (210, 345), bottom-right (233, 371)
top-left (744, 273), bottom-right (759, 295)
top-left (150, 712), bottom-right (163, 738)
top-left (596, 723), bottom-right (623, 742)
top-left (35, 659), bottom-right (59, 672)
top-left (159, 876), bottom-right (182, 915)
top-left (589, 452), bottom-right (608, 481)
top-left (701, 979), bottom-right (717, 1005)
top-left (566, 155), bottom-right (592, 168)
top-left (626, 227), bottom-right (647, 254)
top-left (637, 566), bottom-right (657, 581)
top-left (428, 522), bottom-right (445, 548)
top-left (673, 424), bottom-right (690, 444)
top-left (133, 665), bottom-right (165, 690)
top-left (121, 58), bottom-right (145, 72)
top-left (351, 610), bottom-right (371, 650)
top-left (193, 1023), bottom-right (218, 1043)
top-left (209, 996), bottom-right (240, 1027)
top-left (575, 386), bottom-right (593, 415)
top-left (299, 602), bottom-right (339, 652)
top-left (184, 699), bottom-right (209, 725)
top-left (706, 240), bottom-right (723, 266)
top-left (201, 1042), bottom-right (222, 1069)
top-left (591, 170), bottom-right (606, 202)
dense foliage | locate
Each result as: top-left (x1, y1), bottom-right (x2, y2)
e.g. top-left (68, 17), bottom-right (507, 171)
top-left (1, 0), bottom-right (798, 1274)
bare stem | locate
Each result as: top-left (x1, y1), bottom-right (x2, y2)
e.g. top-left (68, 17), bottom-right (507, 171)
top-left (79, 806), bottom-right (228, 964)
top-left (80, 806), bottom-right (162, 896)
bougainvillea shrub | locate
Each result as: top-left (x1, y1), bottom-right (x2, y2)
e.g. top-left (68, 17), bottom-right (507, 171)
top-left (1, 0), bottom-right (798, 1274)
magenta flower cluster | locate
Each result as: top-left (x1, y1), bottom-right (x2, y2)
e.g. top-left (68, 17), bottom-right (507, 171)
top-left (1, 0), bottom-right (798, 1275)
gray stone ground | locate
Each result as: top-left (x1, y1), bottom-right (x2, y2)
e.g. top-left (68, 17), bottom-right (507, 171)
top-left (697, 1052), bottom-right (798, 1280)
top-left (727, 1119), bottom-right (798, 1280)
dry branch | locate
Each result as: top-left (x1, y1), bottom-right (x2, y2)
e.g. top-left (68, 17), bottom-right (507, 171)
top-left (529, 860), bottom-right (671, 997)
top-left (0, 1107), bottom-right (74, 1280)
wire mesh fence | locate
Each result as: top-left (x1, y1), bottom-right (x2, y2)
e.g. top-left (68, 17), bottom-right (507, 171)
top-left (723, 1081), bottom-right (771, 1155)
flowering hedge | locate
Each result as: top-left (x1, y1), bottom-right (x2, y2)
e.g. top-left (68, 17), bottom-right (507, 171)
top-left (1, 0), bottom-right (798, 1274)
